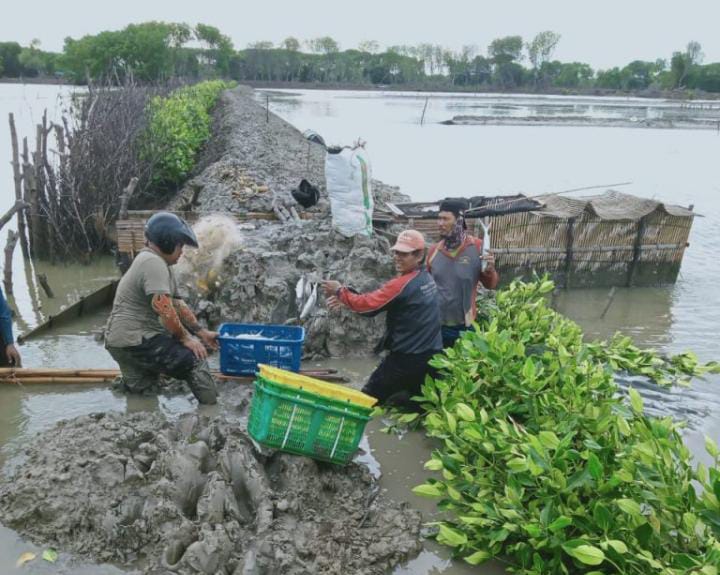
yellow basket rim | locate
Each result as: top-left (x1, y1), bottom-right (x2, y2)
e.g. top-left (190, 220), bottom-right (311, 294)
top-left (258, 364), bottom-right (377, 408)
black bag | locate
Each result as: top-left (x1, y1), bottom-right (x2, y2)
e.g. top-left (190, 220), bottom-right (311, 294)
top-left (291, 179), bottom-right (320, 208)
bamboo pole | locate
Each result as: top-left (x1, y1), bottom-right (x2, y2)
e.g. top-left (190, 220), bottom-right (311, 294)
top-left (0, 368), bottom-right (121, 377)
top-left (8, 113), bottom-right (30, 258)
top-left (0, 367), bottom-right (347, 385)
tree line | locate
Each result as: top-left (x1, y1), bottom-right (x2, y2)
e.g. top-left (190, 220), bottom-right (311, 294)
top-left (2, 22), bottom-right (720, 93)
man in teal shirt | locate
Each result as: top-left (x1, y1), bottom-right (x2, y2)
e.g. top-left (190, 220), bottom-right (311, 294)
top-left (0, 286), bottom-right (22, 366)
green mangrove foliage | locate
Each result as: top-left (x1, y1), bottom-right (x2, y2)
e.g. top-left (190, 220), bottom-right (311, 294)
top-left (412, 279), bottom-right (720, 574)
top-left (142, 80), bottom-right (232, 188)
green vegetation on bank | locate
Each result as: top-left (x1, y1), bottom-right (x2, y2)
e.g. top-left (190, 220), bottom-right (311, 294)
top-left (2, 23), bottom-right (720, 94)
top-left (406, 279), bottom-right (720, 574)
top-left (142, 80), bottom-right (233, 188)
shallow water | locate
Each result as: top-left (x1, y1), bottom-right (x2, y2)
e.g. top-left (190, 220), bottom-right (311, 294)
top-left (0, 84), bottom-right (719, 574)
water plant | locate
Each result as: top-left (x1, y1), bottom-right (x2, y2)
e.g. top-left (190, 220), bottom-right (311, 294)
top-left (411, 278), bottom-right (720, 574)
top-left (143, 80), bottom-right (233, 188)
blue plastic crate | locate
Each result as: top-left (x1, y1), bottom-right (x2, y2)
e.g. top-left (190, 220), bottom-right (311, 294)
top-left (217, 323), bottom-right (305, 375)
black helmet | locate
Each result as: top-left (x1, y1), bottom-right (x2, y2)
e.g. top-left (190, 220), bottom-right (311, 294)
top-left (144, 212), bottom-right (198, 254)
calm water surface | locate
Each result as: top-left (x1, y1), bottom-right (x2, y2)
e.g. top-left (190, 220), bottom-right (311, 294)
top-left (0, 85), bottom-right (718, 574)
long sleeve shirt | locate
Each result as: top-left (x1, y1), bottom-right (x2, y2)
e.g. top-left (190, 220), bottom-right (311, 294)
top-left (338, 268), bottom-right (442, 354)
top-left (0, 286), bottom-right (14, 344)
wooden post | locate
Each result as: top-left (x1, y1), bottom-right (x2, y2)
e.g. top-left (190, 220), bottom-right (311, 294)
top-left (119, 177), bottom-right (139, 220)
top-left (25, 154), bottom-right (41, 259)
top-left (36, 273), bottom-right (54, 298)
top-left (600, 286), bottom-right (617, 319)
top-left (3, 230), bottom-right (18, 296)
top-left (8, 113), bottom-right (30, 258)
top-left (627, 216), bottom-right (647, 287)
top-left (564, 217), bottom-right (576, 289)
top-left (420, 97), bottom-right (429, 126)
top-left (266, 94), bottom-right (270, 123)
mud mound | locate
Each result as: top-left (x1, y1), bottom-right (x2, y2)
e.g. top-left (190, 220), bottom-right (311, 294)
top-left (170, 87), bottom-right (409, 216)
top-left (0, 409), bottom-right (422, 574)
top-left (176, 217), bottom-right (398, 358)
top-left (167, 86), bottom-right (413, 358)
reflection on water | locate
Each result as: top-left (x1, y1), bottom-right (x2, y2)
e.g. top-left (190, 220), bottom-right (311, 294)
top-left (0, 524), bottom-right (130, 575)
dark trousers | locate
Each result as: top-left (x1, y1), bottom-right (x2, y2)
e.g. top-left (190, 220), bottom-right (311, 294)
top-left (441, 325), bottom-right (471, 349)
top-left (0, 336), bottom-right (10, 367)
top-left (107, 334), bottom-right (217, 405)
top-left (362, 350), bottom-right (439, 409)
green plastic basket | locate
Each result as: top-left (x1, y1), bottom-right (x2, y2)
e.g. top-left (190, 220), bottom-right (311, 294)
top-left (248, 376), bottom-right (372, 465)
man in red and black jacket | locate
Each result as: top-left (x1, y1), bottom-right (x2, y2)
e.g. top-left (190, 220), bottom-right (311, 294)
top-left (322, 230), bottom-right (442, 407)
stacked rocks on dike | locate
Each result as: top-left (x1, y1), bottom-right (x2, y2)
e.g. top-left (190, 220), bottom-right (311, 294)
top-left (169, 86), bottom-right (411, 358)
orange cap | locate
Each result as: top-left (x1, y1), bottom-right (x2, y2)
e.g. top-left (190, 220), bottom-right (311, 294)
top-left (391, 229), bottom-right (425, 252)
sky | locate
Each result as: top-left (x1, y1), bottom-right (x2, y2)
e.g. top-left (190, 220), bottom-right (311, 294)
top-left (2, 0), bottom-right (719, 70)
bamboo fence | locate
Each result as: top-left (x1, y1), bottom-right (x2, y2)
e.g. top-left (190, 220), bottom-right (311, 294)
top-left (405, 191), bottom-right (694, 288)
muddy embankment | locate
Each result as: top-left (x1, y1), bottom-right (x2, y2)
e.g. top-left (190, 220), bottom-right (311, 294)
top-left (442, 114), bottom-right (720, 129)
top-left (0, 384), bottom-right (423, 574)
top-left (170, 85), bottom-right (410, 358)
top-left (0, 86), bottom-right (425, 575)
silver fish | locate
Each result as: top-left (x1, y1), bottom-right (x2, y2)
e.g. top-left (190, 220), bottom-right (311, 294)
top-left (299, 283), bottom-right (318, 320)
top-left (295, 275), bottom-right (306, 310)
top-left (479, 220), bottom-right (491, 272)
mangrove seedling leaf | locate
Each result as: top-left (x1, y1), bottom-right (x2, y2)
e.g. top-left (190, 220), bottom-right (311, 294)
top-left (705, 436), bottom-right (720, 459)
top-left (437, 524), bottom-right (468, 547)
top-left (464, 550), bottom-right (491, 565)
top-left (538, 430), bottom-right (560, 450)
top-left (412, 483), bottom-right (443, 498)
top-left (548, 515), bottom-right (572, 532)
top-left (42, 548), bottom-right (58, 563)
top-left (424, 458), bottom-right (444, 471)
top-left (587, 453), bottom-right (604, 480)
top-left (455, 403), bottom-right (476, 422)
top-left (604, 539), bottom-right (628, 554)
top-left (616, 498), bottom-right (642, 516)
top-left (562, 544), bottom-right (605, 566)
top-left (628, 387), bottom-right (644, 414)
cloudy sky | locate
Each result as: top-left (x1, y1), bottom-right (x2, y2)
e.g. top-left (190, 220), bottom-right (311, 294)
top-left (2, 0), bottom-right (717, 69)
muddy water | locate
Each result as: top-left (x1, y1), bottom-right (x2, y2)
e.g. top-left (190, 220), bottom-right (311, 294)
top-left (0, 85), bottom-right (719, 574)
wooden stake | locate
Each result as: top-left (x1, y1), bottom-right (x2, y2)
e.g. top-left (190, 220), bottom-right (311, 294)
top-left (8, 113), bottom-right (30, 258)
top-left (600, 286), bottom-right (617, 319)
top-left (420, 97), bottom-right (429, 126)
top-left (3, 230), bottom-right (18, 296)
top-left (36, 273), bottom-right (54, 298)
top-left (119, 177), bottom-right (139, 220)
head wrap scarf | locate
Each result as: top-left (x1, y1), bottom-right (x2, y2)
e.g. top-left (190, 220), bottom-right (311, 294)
top-left (439, 199), bottom-right (469, 250)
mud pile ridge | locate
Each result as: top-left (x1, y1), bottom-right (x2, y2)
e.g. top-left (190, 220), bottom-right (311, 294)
top-left (170, 86), bottom-right (411, 357)
top-left (0, 405), bottom-right (422, 574)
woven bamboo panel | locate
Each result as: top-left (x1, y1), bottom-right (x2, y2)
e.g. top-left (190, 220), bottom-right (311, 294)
top-left (116, 220), bottom-right (147, 254)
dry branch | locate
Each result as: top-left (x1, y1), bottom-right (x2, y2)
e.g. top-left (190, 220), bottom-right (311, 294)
top-left (3, 230), bottom-right (18, 295)
top-left (0, 201), bottom-right (29, 231)
top-left (8, 113), bottom-right (29, 258)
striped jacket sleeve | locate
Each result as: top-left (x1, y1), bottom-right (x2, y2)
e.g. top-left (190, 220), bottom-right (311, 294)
top-left (338, 271), bottom-right (418, 317)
